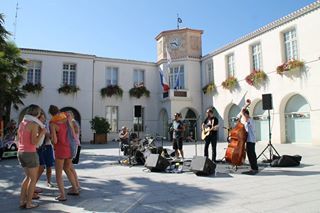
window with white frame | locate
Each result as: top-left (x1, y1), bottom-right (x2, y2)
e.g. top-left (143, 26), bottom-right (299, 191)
top-left (62, 63), bottom-right (76, 85)
top-left (169, 65), bottom-right (185, 89)
top-left (106, 67), bottom-right (118, 86)
top-left (26, 61), bottom-right (41, 84)
top-left (226, 54), bottom-right (235, 77)
top-left (251, 43), bottom-right (263, 71)
top-left (133, 69), bottom-right (145, 87)
top-left (105, 106), bottom-right (118, 132)
top-left (206, 62), bottom-right (214, 84)
top-left (284, 29), bottom-right (298, 61)
top-left (133, 107), bottom-right (144, 132)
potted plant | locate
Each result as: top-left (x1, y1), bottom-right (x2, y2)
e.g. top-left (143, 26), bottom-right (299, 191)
top-left (202, 82), bottom-right (216, 94)
top-left (58, 83), bottom-right (80, 95)
top-left (100, 85), bottom-right (123, 98)
top-left (245, 70), bottom-right (267, 87)
top-left (276, 59), bottom-right (304, 75)
top-left (129, 85), bottom-right (150, 98)
top-left (90, 116), bottom-right (110, 144)
top-left (22, 82), bottom-right (43, 94)
top-left (222, 76), bottom-right (238, 91)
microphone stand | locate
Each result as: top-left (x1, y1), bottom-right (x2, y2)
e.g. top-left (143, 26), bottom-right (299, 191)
top-left (194, 115), bottom-right (201, 157)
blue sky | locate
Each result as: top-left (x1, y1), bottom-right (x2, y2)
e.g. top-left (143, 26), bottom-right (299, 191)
top-left (1, 0), bottom-right (316, 62)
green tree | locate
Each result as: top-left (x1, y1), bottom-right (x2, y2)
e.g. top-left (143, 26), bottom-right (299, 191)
top-left (0, 13), bottom-right (9, 49)
top-left (0, 14), bottom-right (27, 128)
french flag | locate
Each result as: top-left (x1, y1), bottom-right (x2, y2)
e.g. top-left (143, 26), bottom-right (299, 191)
top-left (159, 67), bottom-right (170, 92)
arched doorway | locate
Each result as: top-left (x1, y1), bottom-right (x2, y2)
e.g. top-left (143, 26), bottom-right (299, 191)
top-left (159, 109), bottom-right (168, 138)
top-left (228, 104), bottom-right (240, 128)
top-left (181, 108), bottom-right (197, 140)
top-left (253, 100), bottom-right (268, 141)
top-left (285, 94), bottom-right (311, 143)
top-left (60, 107), bottom-right (81, 125)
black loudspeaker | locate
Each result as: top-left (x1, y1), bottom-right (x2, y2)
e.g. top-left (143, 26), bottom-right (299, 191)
top-left (190, 156), bottom-right (216, 176)
top-left (262, 94), bottom-right (273, 110)
top-left (145, 154), bottom-right (170, 172)
top-left (134, 105), bottom-right (142, 117)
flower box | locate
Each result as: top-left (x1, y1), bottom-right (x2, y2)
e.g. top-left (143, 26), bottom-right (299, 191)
top-left (100, 85), bottom-right (123, 98)
top-left (222, 76), bottom-right (238, 91)
top-left (276, 59), bottom-right (304, 75)
top-left (129, 85), bottom-right (150, 98)
top-left (245, 70), bottom-right (267, 87)
top-left (58, 84), bottom-right (80, 95)
top-left (22, 82), bottom-right (43, 94)
top-left (202, 82), bottom-right (216, 94)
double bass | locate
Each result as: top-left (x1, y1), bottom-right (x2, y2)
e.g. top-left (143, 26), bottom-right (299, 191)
top-left (225, 99), bottom-right (251, 166)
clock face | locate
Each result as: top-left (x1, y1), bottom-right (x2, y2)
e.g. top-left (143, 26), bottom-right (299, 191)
top-left (168, 37), bottom-right (182, 49)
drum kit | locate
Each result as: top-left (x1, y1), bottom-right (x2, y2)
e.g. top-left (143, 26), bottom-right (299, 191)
top-left (119, 133), bottom-right (167, 166)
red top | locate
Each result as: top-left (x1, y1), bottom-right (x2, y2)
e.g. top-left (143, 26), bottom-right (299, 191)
top-left (51, 120), bottom-right (71, 159)
top-left (18, 120), bottom-right (36, 153)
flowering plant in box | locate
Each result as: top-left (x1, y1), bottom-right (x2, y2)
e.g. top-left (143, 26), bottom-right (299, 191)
top-left (276, 59), bottom-right (304, 75)
top-left (202, 82), bottom-right (216, 94)
top-left (222, 76), bottom-right (238, 91)
top-left (100, 85), bottom-right (123, 98)
top-left (129, 83), bottom-right (150, 98)
top-left (58, 84), bottom-right (80, 95)
top-left (245, 70), bottom-right (267, 87)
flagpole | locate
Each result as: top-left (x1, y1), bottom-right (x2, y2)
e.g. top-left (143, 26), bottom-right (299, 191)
top-left (177, 14), bottom-right (179, 29)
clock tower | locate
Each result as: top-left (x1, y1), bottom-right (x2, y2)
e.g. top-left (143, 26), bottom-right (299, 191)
top-left (155, 28), bottom-right (204, 140)
top-left (155, 28), bottom-right (203, 64)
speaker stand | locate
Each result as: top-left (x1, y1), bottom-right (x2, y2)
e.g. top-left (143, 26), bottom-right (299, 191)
top-left (257, 110), bottom-right (280, 164)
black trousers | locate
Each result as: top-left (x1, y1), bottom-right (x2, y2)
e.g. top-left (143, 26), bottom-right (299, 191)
top-left (0, 147), bottom-right (3, 159)
top-left (246, 142), bottom-right (258, 170)
top-left (204, 135), bottom-right (217, 162)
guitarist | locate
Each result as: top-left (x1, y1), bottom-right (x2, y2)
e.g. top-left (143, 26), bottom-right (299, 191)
top-left (202, 109), bottom-right (219, 162)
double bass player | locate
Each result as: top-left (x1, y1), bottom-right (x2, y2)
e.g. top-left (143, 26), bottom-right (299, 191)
top-left (238, 99), bottom-right (259, 175)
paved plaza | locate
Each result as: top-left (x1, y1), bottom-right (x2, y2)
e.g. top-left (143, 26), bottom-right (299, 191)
top-left (0, 141), bottom-right (319, 213)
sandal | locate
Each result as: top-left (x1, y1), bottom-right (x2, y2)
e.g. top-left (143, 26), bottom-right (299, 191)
top-left (67, 191), bottom-right (79, 196)
top-left (26, 203), bottom-right (39, 209)
top-left (55, 196), bottom-right (67, 202)
top-left (34, 187), bottom-right (43, 193)
top-left (19, 203), bottom-right (26, 209)
top-left (32, 193), bottom-right (40, 200)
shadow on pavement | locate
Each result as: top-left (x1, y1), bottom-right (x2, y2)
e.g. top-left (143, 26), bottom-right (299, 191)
top-left (62, 176), bottom-right (226, 212)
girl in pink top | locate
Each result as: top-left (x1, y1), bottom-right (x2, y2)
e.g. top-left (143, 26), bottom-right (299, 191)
top-left (17, 104), bottom-right (46, 209)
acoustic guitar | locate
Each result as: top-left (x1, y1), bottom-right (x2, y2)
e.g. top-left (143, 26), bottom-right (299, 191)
top-left (201, 125), bottom-right (218, 140)
top-left (201, 127), bottom-right (211, 140)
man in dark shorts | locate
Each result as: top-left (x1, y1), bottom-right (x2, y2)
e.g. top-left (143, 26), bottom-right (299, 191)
top-left (172, 113), bottom-right (184, 160)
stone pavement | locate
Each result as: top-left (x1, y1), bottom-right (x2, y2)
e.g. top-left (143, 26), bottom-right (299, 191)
top-left (0, 141), bottom-right (320, 213)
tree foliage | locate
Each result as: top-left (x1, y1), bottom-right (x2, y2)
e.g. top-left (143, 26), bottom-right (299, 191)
top-left (0, 13), bottom-right (27, 126)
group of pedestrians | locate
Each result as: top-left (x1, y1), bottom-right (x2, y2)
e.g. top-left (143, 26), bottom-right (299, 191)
top-left (17, 104), bottom-right (81, 209)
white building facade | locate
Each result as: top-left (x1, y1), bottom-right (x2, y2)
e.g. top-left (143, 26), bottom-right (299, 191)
top-left (12, 2), bottom-right (320, 145)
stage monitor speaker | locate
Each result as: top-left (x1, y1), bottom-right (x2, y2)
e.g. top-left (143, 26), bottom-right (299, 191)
top-left (134, 105), bottom-right (142, 117)
top-left (145, 154), bottom-right (170, 172)
top-left (262, 94), bottom-right (273, 110)
top-left (190, 156), bottom-right (216, 176)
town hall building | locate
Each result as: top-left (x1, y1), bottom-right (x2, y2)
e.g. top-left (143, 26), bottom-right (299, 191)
top-left (12, 1), bottom-right (320, 145)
